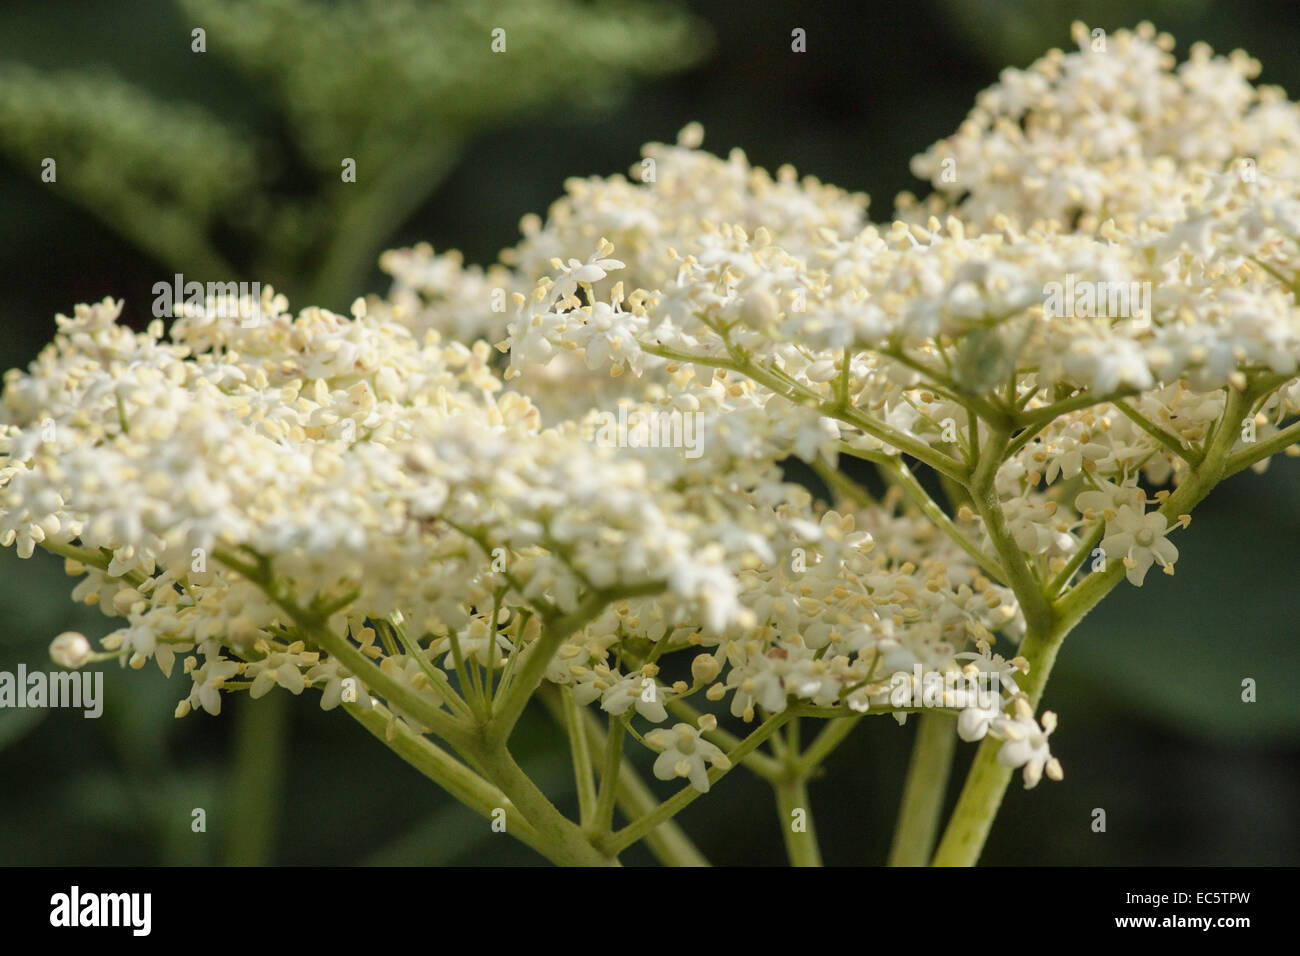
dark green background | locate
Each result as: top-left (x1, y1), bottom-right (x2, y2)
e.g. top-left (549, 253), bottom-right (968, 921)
top-left (1, 0), bottom-right (1297, 865)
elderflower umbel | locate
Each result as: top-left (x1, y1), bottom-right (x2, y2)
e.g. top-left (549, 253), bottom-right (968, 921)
top-left (2, 21), bottom-right (1298, 868)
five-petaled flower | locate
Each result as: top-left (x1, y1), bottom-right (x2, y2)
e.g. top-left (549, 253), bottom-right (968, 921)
top-left (1100, 505), bottom-right (1180, 586)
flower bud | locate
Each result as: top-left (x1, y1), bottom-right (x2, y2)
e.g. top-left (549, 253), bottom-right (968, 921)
top-left (49, 631), bottom-right (92, 669)
top-left (691, 653), bottom-right (721, 684)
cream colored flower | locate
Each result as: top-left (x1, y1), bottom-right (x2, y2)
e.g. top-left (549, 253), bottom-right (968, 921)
top-left (645, 722), bottom-right (731, 792)
top-left (1101, 505), bottom-right (1180, 585)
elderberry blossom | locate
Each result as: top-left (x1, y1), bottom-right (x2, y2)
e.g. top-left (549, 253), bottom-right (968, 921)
top-left (4, 22), bottom-right (1299, 868)
top-left (1100, 506), bottom-right (1182, 586)
top-left (646, 720), bottom-right (732, 793)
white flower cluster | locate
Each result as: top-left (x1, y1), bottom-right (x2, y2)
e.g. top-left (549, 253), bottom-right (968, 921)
top-left (906, 22), bottom-right (1300, 234)
top-left (0, 295), bottom-right (778, 722)
top-left (4, 24), bottom-right (1298, 802)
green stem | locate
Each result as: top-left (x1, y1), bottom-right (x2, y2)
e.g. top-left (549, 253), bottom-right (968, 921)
top-left (879, 457), bottom-right (1008, 586)
top-left (342, 701), bottom-right (552, 860)
top-left (593, 716), bottom-right (627, 836)
top-left (347, 671), bottom-right (613, 865)
top-left (298, 610), bottom-right (474, 749)
top-left (560, 697), bottom-right (709, 866)
top-left (640, 341), bottom-right (969, 482)
top-left (932, 386), bottom-right (1251, 866)
top-left (560, 687), bottom-right (598, 827)
top-left (40, 541), bottom-right (149, 588)
top-left (472, 743), bottom-right (618, 867)
top-left (968, 428), bottom-right (1056, 633)
top-left (223, 693), bottom-right (288, 865)
top-left (887, 712), bottom-right (956, 866)
top-left (929, 617), bottom-right (1064, 866)
top-left (218, 554), bottom-right (478, 751)
top-left (796, 715), bottom-right (862, 776)
top-left (1046, 521), bottom-right (1105, 597)
top-left (486, 582), bottom-right (663, 747)
top-left (444, 623), bottom-right (486, 724)
top-left (882, 346), bottom-right (1012, 426)
top-left (1221, 416), bottom-right (1300, 479)
top-left (386, 614), bottom-right (474, 721)
top-left (1015, 386), bottom-right (1139, 428)
top-left (775, 775), bottom-right (822, 866)
top-left (1113, 398), bottom-right (1201, 465)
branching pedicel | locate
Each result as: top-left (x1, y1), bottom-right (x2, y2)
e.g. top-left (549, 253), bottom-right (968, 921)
top-left (3, 23), bottom-right (1298, 866)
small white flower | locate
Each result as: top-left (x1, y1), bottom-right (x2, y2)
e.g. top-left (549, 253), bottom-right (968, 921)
top-left (549, 241), bottom-right (625, 302)
top-left (1074, 477), bottom-right (1144, 520)
top-left (645, 722), bottom-right (731, 792)
top-left (184, 648), bottom-right (243, 717)
top-left (993, 701), bottom-right (1063, 789)
top-left (600, 675), bottom-right (668, 723)
top-left (1100, 505), bottom-right (1179, 586)
top-left (957, 695), bottom-right (1005, 742)
top-left (307, 658), bottom-right (370, 712)
top-left (246, 651), bottom-right (308, 699)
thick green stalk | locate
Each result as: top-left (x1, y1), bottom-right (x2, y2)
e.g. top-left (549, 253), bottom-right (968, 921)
top-left (472, 743), bottom-right (618, 867)
top-left (223, 694), bottom-right (288, 866)
top-left (775, 775), bottom-right (822, 866)
top-left (1221, 417), bottom-right (1300, 479)
top-left (887, 712), bottom-right (956, 866)
top-left (932, 387), bottom-right (1251, 866)
top-left (343, 702), bottom-right (553, 860)
top-left (930, 616), bottom-right (1064, 866)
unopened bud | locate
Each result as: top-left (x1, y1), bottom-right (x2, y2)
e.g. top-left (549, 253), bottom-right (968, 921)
top-left (50, 631), bottom-right (92, 669)
top-left (691, 653), bottom-right (721, 684)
